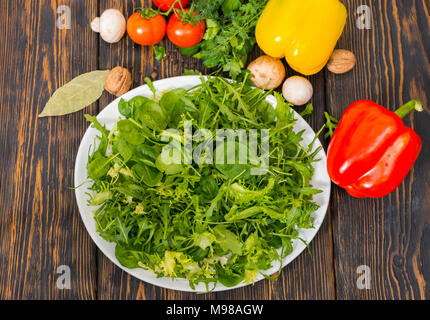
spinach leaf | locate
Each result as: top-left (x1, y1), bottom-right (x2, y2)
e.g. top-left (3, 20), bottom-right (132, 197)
top-left (114, 183), bottom-right (146, 200)
top-left (135, 100), bottom-right (167, 131)
top-left (117, 119), bottom-right (146, 145)
top-left (115, 245), bottom-right (143, 269)
top-left (118, 98), bottom-right (132, 118)
top-left (216, 266), bottom-right (244, 287)
top-left (113, 138), bottom-right (133, 162)
top-left (159, 89), bottom-right (187, 123)
top-left (170, 96), bottom-right (199, 126)
top-left (155, 154), bottom-right (183, 175)
top-left (87, 156), bottom-right (110, 180)
top-left (196, 176), bottom-right (219, 202)
top-left (132, 163), bottom-right (163, 187)
top-left (133, 144), bottom-right (160, 163)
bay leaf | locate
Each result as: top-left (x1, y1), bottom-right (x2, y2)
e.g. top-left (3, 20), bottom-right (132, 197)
top-left (39, 70), bottom-right (109, 117)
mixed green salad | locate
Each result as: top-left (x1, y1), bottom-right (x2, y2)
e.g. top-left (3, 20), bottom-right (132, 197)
top-left (84, 76), bottom-right (322, 289)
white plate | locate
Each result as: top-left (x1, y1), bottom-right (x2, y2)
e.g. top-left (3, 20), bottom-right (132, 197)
top-left (74, 76), bottom-right (331, 292)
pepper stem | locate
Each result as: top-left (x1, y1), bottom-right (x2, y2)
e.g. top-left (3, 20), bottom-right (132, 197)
top-left (394, 100), bottom-right (424, 119)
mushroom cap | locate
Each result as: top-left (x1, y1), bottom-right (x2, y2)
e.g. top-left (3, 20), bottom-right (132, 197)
top-left (99, 9), bottom-right (126, 43)
top-left (247, 55), bottom-right (286, 90)
top-left (90, 17), bottom-right (100, 33)
top-left (282, 76), bottom-right (313, 106)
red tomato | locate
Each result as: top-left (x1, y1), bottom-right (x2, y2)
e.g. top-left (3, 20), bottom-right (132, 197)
top-left (154, 0), bottom-right (190, 12)
top-left (167, 9), bottom-right (206, 48)
top-left (127, 12), bottom-right (166, 46)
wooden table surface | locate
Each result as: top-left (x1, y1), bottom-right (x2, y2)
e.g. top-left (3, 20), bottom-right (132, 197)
top-left (0, 0), bottom-right (429, 300)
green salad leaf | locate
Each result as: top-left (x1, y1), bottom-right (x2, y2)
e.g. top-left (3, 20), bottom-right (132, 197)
top-left (85, 76), bottom-right (322, 289)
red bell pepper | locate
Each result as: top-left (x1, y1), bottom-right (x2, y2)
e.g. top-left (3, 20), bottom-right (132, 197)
top-left (327, 100), bottom-right (423, 198)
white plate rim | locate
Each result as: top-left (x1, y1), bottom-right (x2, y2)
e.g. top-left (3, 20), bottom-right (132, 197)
top-left (74, 75), bottom-right (331, 292)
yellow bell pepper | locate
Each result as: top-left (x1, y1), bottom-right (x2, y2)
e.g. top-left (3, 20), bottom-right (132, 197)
top-left (255, 0), bottom-right (347, 75)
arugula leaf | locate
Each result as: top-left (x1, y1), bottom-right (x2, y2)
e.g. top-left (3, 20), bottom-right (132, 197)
top-left (145, 77), bottom-right (157, 99)
top-left (300, 103), bottom-right (314, 118)
top-left (85, 114), bottom-right (109, 156)
top-left (324, 112), bottom-right (339, 139)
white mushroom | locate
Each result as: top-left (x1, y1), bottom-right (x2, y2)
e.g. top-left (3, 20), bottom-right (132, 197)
top-left (282, 76), bottom-right (313, 106)
top-left (91, 9), bottom-right (126, 43)
top-left (90, 17), bottom-right (100, 33)
top-left (247, 55), bottom-right (286, 90)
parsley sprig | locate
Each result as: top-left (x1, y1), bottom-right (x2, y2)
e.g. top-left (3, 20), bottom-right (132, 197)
top-left (190, 0), bottom-right (268, 79)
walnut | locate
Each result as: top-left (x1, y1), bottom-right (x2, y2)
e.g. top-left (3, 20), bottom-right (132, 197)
top-left (327, 49), bottom-right (356, 74)
top-left (104, 66), bottom-right (132, 97)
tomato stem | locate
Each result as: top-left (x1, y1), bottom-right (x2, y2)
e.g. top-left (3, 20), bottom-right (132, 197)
top-left (164, 0), bottom-right (185, 16)
top-left (165, 0), bottom-right (201, 25)
top-left (137, 7), bottom-right (161, 19)
top-left (394, 100), bottom-right (424, 119)
top-left (135, 2), bottom-right (202, 24)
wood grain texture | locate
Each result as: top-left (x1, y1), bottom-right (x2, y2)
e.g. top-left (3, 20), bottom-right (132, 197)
top-left (327, 0), bottom-right (430, 299)
top-left (0, 0), bottom-right (428, 300)
top-left (0, 0), bottom-right (99, 299)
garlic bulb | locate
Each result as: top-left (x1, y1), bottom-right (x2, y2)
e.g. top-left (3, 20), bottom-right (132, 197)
top-left (91, 9), bottom-right (126, 43)
top-left (282, 76), bottom-right (313, 106)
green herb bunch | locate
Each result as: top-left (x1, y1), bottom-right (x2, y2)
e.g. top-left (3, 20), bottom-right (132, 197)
top-left (85, 76), bottom-right (321, 290)
top-left (185, 0), bottom-right (268, 79)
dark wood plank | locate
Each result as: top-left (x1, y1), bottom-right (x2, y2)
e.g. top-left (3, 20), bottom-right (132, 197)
top-left (327, 0), bottom-right (430, 299)
top-left (5, 0), bottom-right (427, 300)
top-left (0, 0), bottom-right (98, 299)
top-left (94, 0), bottom-right (335, 300)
